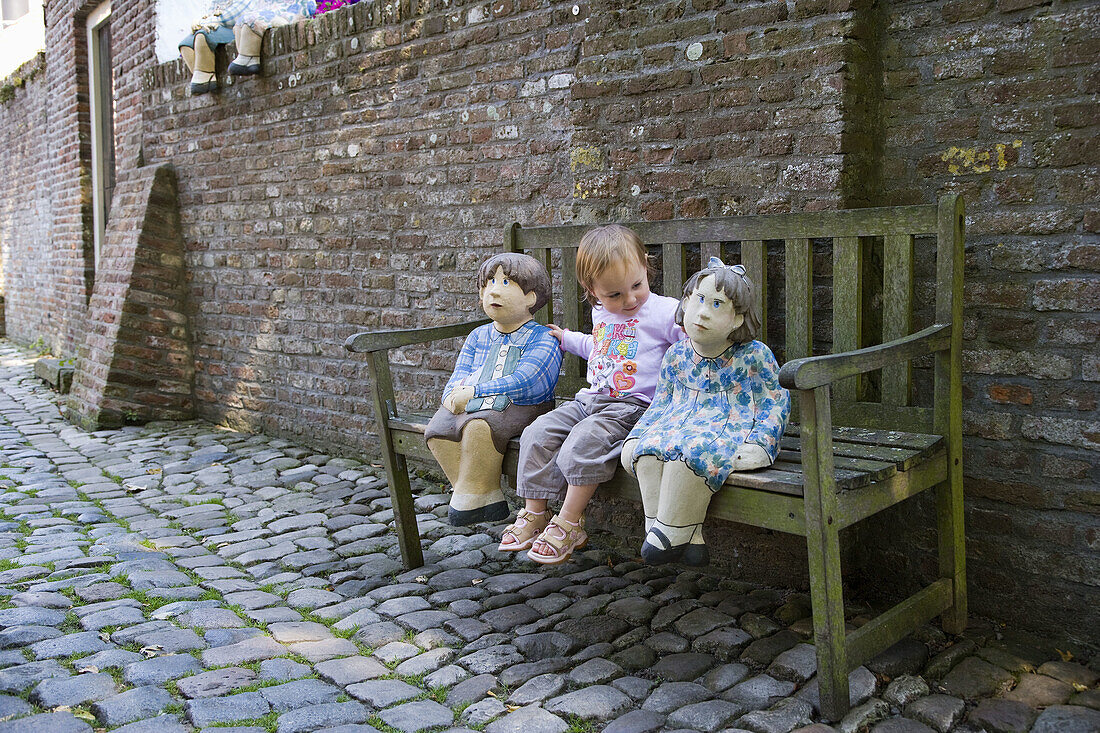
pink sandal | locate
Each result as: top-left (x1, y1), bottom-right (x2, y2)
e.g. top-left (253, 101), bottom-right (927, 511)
top-left (498, 509), bottom-right (549, 552)
top-left (527, 514), bottom-right (587, 565)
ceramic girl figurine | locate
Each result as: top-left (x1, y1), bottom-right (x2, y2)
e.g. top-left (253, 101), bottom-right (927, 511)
top-left (179, 0), bottom-right (317, 95)
top-left (425, 253), bottom-right (562, 526)
top-left (621, 257), bottom-right (791, 566)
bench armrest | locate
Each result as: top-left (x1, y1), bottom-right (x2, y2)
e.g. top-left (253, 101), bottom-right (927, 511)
top-left (344, 318), bottom-right (491, 354)
top-left (778, 323), bottom-right (952, 391)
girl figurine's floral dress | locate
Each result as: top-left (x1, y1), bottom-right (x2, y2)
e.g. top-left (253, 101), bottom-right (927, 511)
top-left (628, 339), bottom-right (791, 492)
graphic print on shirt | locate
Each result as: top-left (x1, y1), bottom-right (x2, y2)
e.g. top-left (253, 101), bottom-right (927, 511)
top-left (590, 319), bottom-right (640, 397)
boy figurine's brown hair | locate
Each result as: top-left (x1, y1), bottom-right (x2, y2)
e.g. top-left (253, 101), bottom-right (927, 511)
top-left (477, 253), bottom-right (552, 315)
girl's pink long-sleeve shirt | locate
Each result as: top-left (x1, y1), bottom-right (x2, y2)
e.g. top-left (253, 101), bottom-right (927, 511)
top-left (560, 294), bottom-right (685, 404)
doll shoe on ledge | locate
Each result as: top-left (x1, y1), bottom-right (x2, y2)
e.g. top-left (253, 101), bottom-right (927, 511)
top-left (498, 509), bottom-right (549, 552)
top-left (229, 56), bottom-right (261, 76)
top-left (189, 79), bottom-right (216, 94)
top-left (527, 514), bottom-right (587, 565)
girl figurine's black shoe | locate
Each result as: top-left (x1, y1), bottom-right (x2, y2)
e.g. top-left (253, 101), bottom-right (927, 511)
top-left (190, 80), bottom-right (217, 95)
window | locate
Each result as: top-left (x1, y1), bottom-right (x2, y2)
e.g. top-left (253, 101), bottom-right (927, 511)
top-left (87, 1), bottom-right (115, 270)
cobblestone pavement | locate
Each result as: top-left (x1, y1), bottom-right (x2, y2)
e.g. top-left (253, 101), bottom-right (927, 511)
top-left (0, 341), bottom-right (1097, 733)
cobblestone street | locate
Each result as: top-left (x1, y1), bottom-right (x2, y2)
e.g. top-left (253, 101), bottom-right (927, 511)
top-left (0, 340), bottom-right (1097, 733)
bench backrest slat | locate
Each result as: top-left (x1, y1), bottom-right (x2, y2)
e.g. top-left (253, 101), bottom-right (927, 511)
top-left (832, 236), bottom-right (863, 403)
top-left (740, 239), bottom-right (767, 328)
top-left (510, 198), bottom-right (957, 430)
top-left (514, 205), bottom-right (938, 250)
top-left (882, 233), bottom-right (916, 406)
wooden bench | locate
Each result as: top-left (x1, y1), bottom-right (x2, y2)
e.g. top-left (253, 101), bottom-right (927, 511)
top-left (345, 195), bottom-right (967, 720)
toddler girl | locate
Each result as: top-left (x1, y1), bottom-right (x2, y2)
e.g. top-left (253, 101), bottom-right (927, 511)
top-left (499, 225), bottom-right (685, 564)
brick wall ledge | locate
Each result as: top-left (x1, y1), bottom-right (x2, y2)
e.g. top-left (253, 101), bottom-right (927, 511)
top-left (143, 1), bottom-right (394, 91)
top-left (1, 52), bottom-right (45, 99)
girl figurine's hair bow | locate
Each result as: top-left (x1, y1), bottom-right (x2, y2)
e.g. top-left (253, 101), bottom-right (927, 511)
top-left (707, 256), bottom-right (747, 277)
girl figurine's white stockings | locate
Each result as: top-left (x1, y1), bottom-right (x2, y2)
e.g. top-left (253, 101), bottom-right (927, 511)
top-left (634, 456), bottom-right (712, 566)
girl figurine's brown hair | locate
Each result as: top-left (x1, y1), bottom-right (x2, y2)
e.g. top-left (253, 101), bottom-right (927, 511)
top-left (674, 258), bottom-right (760, 344)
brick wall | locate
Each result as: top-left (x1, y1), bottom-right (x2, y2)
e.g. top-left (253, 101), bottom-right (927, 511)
top-left (0, 54), bottom-right (51, 345)
top-left (856, 0), bottom-right (1099, 644)
top-left (0, 0), bottom-right (157, 354)
top-left (0, 0), bottom-right (1097, 648)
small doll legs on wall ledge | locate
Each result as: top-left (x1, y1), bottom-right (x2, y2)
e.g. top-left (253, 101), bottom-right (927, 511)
top-left (622, 257), bottom-right (791, 566)
top-left (178, 1), bottom-right (317, 95)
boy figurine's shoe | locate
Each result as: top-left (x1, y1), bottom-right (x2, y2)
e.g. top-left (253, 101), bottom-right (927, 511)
top-left (448, 500), bottom-right (509, 526)
top-left (229, 55), bottom-right (260, 76)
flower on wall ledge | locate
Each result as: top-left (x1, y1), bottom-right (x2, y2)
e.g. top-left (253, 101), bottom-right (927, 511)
top-left (316, 0), bottom-right (361, 13)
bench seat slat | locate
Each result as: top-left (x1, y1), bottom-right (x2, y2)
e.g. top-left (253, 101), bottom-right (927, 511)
top-left (388, 413), bottom-right (938, 493)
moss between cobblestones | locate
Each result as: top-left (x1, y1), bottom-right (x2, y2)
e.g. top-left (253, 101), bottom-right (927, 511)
top-left (0, 558), bottom-right (18, 572)
top-left (59, 610), bottom-right (81, 633)
top-left (365, 717), bottom-right (405, 733)
top-left (565, 716), bottom-right (598, 733)
top-left (204, 711), bottom-right (279, 732)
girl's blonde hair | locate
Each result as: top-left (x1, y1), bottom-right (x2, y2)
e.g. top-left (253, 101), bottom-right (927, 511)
top-left (575, 224), bottom-right (652, 305)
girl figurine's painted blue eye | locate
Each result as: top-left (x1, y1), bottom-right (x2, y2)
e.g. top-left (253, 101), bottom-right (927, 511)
top-left (502, 278), bottom-right (509, 285)
top-left (712, 300), bottom-right (721, 309)
top-left (697, 294), bottom-right (705, 303)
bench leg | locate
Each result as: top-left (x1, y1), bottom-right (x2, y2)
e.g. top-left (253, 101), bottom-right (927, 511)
top-left (386, 451), bottom-right (425, 569)
top-left (366, 352), bottom-right (424, 569)
top-left (936, 474), bottom-right (966, 634)
top-left (806, 517), bottom-right (849, 721)
top-left (801, 387), bottom-right (849, 721)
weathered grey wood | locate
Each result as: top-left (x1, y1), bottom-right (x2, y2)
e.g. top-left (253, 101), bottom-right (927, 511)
top-left (512, 204), bottom-right (939, 250)
top-left (663, 242), bottom-right (685, 299)
top-left (365, 351), bottom-right (424, 568)
top-left (778, 436), bottom-right (928, 471)
top-left (741, 240), bottom-right (766, 330)
top-left (785, 237), bottom-right (813, 424)
top-left (561, 247), bottom-right (583, 381)
top-left (702, 241), bottom-right (721, 265)
top-left (934, 194), bottom-right (967, 635)
top-left (832, 236), bottom-right (862, 403)
top-left (779, 324), bottom-right (951, 391)
top-left (346, 319), bottom-right (489, 354)
top-left (882, 234), bottom-right (915, 405)
top-left (830, 403), bottom-right (935, 435)
top-left (801, 386), bottom-right (849, 721)
top-left (785, 238), bottom-right (813, 362)
top-left (835, 451), bottom-right (947, 529)
top-left (787, 423), bottom-right (943, 452)
top-left (846, 579), bottom-right (953, 670)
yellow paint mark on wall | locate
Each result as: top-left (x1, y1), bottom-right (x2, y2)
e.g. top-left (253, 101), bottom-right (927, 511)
top-left (570, 146), bottom-right (603, 173)
top-left (942, 140), bottom-right (1022, 175)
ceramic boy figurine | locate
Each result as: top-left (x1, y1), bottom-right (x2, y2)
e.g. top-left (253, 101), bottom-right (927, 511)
top-left (426, 253), bottom-right (562, 526)
top-left (622, 257), bottom-right (791, 565)
top-left (179, 0), bottom-right (317, 95)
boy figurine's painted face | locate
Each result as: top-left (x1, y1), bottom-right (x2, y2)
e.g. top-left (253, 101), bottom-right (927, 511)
top-left (683, 274), bottom-right (744, 358)
top-left (481, 266), bottom-right (537, 333)
top-left (590, 256), bottom-right (651, 317)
